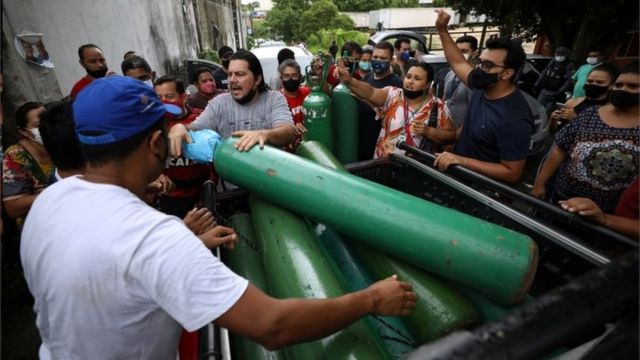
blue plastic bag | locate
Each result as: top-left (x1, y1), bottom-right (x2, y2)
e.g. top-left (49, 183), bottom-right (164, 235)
top-left (182, 130), bottom-right (222, 163)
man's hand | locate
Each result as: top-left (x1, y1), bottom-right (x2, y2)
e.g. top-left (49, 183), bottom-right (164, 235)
top-left (434, 9), bottom-right (451, 31)
top-left (367, 275), bottom-right (416, 316)
top-left (411, 121), bottom-right (427, 137)
top-left (144, 175), bottom-right (175, 204)
top-left (559, 197), bottom-right (606, 224)
top-left (294, 123), bottom-right (308, 136)
top-left (184, 207), bottom-right (216, 235)
top-left (530, 183), bottom-right (546, 199)
top-left (232, 130), bottom-right (269, 152)
top-left (169, 123), bottom-right (193, 157)
top-left (434, 151), bottom-right (465, 171)
top-left (198, 225), bottom-right (238, 249)
top-left (335, 59), bottom-right (353, 84)
top-left (156, 174), bottom-right (175, 194)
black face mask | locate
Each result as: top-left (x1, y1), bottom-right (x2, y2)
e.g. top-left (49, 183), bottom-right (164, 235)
top-left (222, 59), bottom-right (230, 69)
top-left (282, 78), bottom-right (301, 92)
top-left (468, 68), bottom-right (499, 90)
top-left (86, 66), bottom-right (108, 79)
top-left (235, 88), bottom-right (257, 105)
top-left (403, 88), bottom-right (425, 99)
top-left (609, 90), bottom-right (640, 108)
top-left (346, 62), bottom-right (357, 74)
top-left (583, 84), bottom-right (609, 99)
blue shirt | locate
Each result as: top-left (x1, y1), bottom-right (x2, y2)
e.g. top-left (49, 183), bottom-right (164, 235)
top-left (454, 89), bottom-right (533, 163)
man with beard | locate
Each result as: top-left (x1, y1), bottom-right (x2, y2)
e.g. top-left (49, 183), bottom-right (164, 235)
top-left (70, 44), bottom-right (109, 97)
top-left (432, 9), bottom-right (533, 183)
top-left (169, 49), bottom-right (295, 155)
top-left (213, 45), bottom-right (234, 91)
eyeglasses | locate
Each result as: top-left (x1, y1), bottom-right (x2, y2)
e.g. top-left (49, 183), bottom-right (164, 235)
top-left (477, 60), bottom-right (507, 72)
top-left (281, 75), bottom-right (301, 81)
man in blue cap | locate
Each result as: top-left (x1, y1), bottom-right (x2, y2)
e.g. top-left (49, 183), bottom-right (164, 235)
top-left (20, 76), bottom-right (415, 359)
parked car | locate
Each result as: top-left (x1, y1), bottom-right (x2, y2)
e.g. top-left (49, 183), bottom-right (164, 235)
top-left (368, 30), bottom-right (436, 59)
top-left (251, 45), bottom-right (314, 89)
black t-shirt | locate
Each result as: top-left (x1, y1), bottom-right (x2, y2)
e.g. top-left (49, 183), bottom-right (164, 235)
top-left (358, 72), bottom-right (403, 160)
top-left (454, 88), bottom-right (533, 163)
top-left (213, 68), bottom-right (229, 90)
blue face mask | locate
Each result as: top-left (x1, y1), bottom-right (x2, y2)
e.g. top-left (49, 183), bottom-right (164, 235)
top-left (371, 60), bottom-right (390, 74)
top-left (359, 61), bottom-right (372, 72)
top-left (401, 50), bottom-right (412, 62)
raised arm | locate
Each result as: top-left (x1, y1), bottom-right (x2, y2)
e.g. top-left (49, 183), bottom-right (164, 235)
top-left (435, 9), bottom-right (473, 87)
top-left (336, 61), bottom-right (389, 107)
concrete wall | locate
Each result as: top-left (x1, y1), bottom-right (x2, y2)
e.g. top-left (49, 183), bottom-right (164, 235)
top-left (194, 0), bottom-right (238, 53)
top-left (2, 0), bottom-right (201, 97)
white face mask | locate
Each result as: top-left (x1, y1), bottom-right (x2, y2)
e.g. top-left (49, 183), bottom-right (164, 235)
top-left (31, 128), bottom-right (43, 145)
top-left (555, 56), bottom-right (566, 62)
top-left (463, 53), bottom-right (471, 61)
top-left (586, 57), bottom-right (599, 65)
top-left (143, 79), bottom-right (154, 88)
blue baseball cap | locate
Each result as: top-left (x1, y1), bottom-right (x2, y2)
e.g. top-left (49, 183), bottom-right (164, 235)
top-left (73, 76), bottom-right (182, 145)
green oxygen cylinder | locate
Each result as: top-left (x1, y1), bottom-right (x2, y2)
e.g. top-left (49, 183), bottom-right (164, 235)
top-left (249, 195), bottom-right (387, 360)
top-left (303, 56), bottom-right (334, 152)
top-left (214, 138), bottom-right (538, 305)
top-left (332, 82), bottom-right (359, 164)
top-left (223, 214), bottom-right (286, 360)
top-left (297, 141), bottom-right (480, 344)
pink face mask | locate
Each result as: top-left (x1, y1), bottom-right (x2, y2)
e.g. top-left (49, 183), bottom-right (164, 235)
top-left (200, 81), bottom-right (216, 95)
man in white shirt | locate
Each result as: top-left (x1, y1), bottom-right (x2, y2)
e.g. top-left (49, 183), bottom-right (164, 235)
top-left (21, 75), bottom-right (416, 359)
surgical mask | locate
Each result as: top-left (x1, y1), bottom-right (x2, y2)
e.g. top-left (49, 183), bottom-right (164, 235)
top-left (609, 90), bottom-right (639, 108)
top-left (468, 68), bottom-right (499, 90)
top-left (371, 60), bottom-right (390, 74)
top-left (282, 78), bottom-right (301, 92)
top-left (143, 79), bottom-right (154, 88)
top-left (403, 88), bottom-right (425, 100)
top-left (586, 57), bottom-right (599, 65)
top-left (555, 56), bottom-right (566, 62)
top-left (86, 66), bottom-right (108, 78)
top-left (200, 82), bottom-right (216, 95)
top-left (162, 98), bottom-right (185, 120)
top-left (31, 128), bottom-right (43, 145)
top-left (583, 83), bottom-right (609, 99)
top-left (359, 61), bottom-right (372, 72)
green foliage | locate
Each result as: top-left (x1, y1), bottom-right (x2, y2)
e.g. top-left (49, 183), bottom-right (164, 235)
top-left (298, 0), bottom-right (355, 39)
top-left (251, 19), bottom-right (271, 39)
top-left (198, 50), bottom-right (220, 63)
top-left (306, 29), bottom-right (370, 54)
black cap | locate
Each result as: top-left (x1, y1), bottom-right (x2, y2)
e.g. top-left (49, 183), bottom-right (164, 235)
top-left (218, 46), bottom-right (234, 59)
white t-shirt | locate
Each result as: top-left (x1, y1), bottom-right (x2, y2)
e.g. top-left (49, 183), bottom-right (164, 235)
top-left (190, 90), bottom-right (294, 138)
top-left (21, 176), bottom-right (248, 360)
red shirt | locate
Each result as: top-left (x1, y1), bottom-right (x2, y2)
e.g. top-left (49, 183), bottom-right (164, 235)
top-left (164, 111), bottom-right (214, 198)
top-left (70, 76), bottom-right (93, 98)
top-left (326, 64), bottom-right (362, 88)
top-left (615, 177), bottom-right (639, 219)
top-left (281, 86), bottom-right (310, 152)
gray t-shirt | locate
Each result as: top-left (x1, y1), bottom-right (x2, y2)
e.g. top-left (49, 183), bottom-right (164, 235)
top-left (443, 70), bottom-right (473, 129)
top-left (190, 90), bottom-right (294, 138)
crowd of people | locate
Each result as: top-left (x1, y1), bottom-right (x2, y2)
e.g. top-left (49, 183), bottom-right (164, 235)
top-left (1, 8), bottom-right (637, 359)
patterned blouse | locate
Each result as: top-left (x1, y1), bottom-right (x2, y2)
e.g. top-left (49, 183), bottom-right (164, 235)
top-left (375, 87), bottom-right (449, 159)
top-left (554, 106), bottom-right (640, 213)
top-left (2, 142), bottom-right (54, 200)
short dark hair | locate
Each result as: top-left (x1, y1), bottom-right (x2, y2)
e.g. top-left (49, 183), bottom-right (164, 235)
top-left (485, 37), bottom-right (526, 72)
top-left (374, 41), bottom-right (395, 59)
top-left (278, 59), bottom-right (301, 75)
top-left (620, 60), bottom-right (639, 75)
top-left (121, 55), bottom-right (152, 75)
top-left (277, 48), bottom-right (295, 65)
top-left (154, 75), bottom-right (185, 94)
top-left (39, 98), bottom-right (84, 171)
top-left (456, 35), bottom-right (478, 51)
top-left (394, 37), bottom-right (411, 50)
top-left (231, 49), bottom-right (267, 93)
top-left (340, 41), bottom-right (363, 57)
top-left (123, 50), bottom-right (136, 59)
top-left (590, 62), bottom-right (620, 83)
top-left (16, 101), bottom-right (43, 128)
top-left (80, 118), bottom-right (165, 167)
top-left (363, 47), bottom-right (373, 56)
top-left (78, 44), bottom-right (101, 61)
top-left (407, 61), bottom-right (435, 83)
top-left (194, 67), bottom-right (214, 83)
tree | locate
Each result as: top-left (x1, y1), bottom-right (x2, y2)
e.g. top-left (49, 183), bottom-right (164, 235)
top-left (444, 0), bottom-right (638, 61)
top-left (299, 0), bottom-right (355, 39)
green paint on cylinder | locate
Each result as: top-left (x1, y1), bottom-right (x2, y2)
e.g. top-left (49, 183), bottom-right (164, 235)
top-left (332, 83), bottom-right (359, 164)
top-left (249, 196), bottom-right (386, 359)
top-left (223, 214), bottom-right (287, 360)
top-left (303, 73), bottom-right (334, 152)
top-left (215, 138), bottom-right (538, 305)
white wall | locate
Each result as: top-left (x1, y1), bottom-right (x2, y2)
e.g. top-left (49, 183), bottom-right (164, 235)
top-left (3, 0), bottom-right (201, 96)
